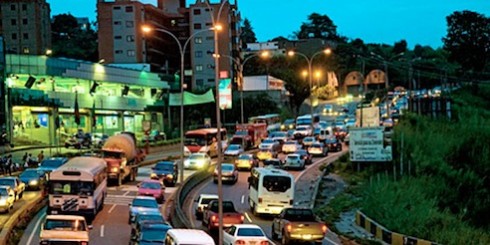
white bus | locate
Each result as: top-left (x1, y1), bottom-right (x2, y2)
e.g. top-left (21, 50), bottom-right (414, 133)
top-left (248, 167), bottom-right (294, 216)
top-left (296, 114), bottom-right (320, 127)
top-left (47, 157), bottom-right (107, 220)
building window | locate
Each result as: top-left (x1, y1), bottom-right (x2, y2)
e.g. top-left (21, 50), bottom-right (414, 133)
top-left (23, 47), bottom-right (29, 54)
top-left (205, 22), bottom-right (212, 27)
top-left (11, 33), bottom-right (17, 40)
top-left (10, 4), bottom-right (15, 11)
top-left (113, 6), bottom-right (121, 10)
top-left (126, 35), bottom-right (135, 42)
top-left (11, 19), bottom-right (16, 25)
top-left (196, 79), bottom-right (204, 86)
top-left (127, 50), bottom-right (135, 57)
top-left (23, 33), bottom-right (28, 39)
top-left (195, 37), bottom-right (202, 44)
top-left (194, 23), bottom-right (202, 30)
top-left (196, 65), bottom-right (203, 71)
top-left (22, 4), bottom-right (27, 11)
top-left (115, 50), bottom-right (123, 54)
top-left (195, 51), bottom-right (203, 58)
top-left (126, 21), bottom-right (134, 27)
top-left (125, 6), bottom-right (133, 12)
top-left (206, 36), bottom-right (214, 40)
top-left (207, 78), bottom-right (215, 83)
top-left (114, 21), bottom-right (121, 25)
top-left (22, 19), bottom-right (27, 25)
top-left (207, 64), bottom-right (214, 69)
top-left (114, 35), bottom-right (122, 40)
top-left (193, 9), bottom-right (201, 15)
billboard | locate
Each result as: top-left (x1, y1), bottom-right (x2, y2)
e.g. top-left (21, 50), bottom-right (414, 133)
top-left (356, 106), bottom-right (380, 127)
top-left (349, 127), bottom-right (392, 162)
top-left (219, 78), bottom-right (232, 110)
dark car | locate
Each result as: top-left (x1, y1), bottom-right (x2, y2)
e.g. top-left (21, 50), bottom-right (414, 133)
top-left (64, 133), bottom-right (92, 149)
top-left (213, 163), bottom-right (238, 184)
top-left (150, 161), bottom-right (178, 187)
top-left (19, 168), bottom-right (46, 190)
top-left (325, 136), bottom-right (342, 152)
top-left (263, 158), bottom-right (283, 169)
top-left (281, 118), bottom-right (296, 131)
top-left (295, 149), bottom-right (313, 165)
top-left (130, 211), bottom-right (167, 243)
top-left (131, 221), bottom-right (172, 245)
top-left (142, 130), bottom-right (166, 143)
top-left (37, 157), bottom-right (69, 174)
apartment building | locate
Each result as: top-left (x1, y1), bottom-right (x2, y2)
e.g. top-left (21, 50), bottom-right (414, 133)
top-left (0, 0), bottom-right (51, 55)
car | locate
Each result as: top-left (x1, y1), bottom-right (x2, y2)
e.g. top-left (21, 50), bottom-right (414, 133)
top-left (308, 142), bottom-right (328, 157)
top-left (91, 133), bottom-right (109, 148)
top-left (283, 153), bottom-right (305, 170)
top-left (258, 138), bottom-right (281, 153)
top-left (223, 224), bottom-right (269, 245)
top-left (281, 119), bottom-right (296, 131)
top-left (224, 144), bottom-right (244, 157)
top-left (322, 104), bottom-right (334, 115)
top-left (0, 177), bottom-right (25, 200)
top-left (128, 196), bottom-right (160, 224)
top-left (235, 153), bottom-right (259, 171)
top-left (302, 136), bottom-right (316, 149)
top-left (150, 161), bottom-right (178, 187)
top-left (295, 149), bottom-right (313, 165)
top-left (382, 118), bottom-right (394, 128)
top-left (37, 157), bottom-right (69, 173)
top-left (40, 215), bottom-right (91, 245)
top-left (137, 179), bottom-right (165, 204)
top-left (325, 136), bottom-right (342, 152)
top-left (318, 121), bottom-right (329, 130)
top-left (213, 163), bottom-right (238, 184)
top-left (130, 210), bottom-right (167, 243)
top-left (272, 208), bottom-right (328, 245)
top-left (263, 158), bottom-right (284, 169)
top-left (333, 121), bottom-right (346, 131)
top-left (282, 140), bottom-right (301, 154)
top-left (64, 133), bottom-right (92, 149)
top-left (293, 125), bottom-right (312, 137)
top-left (269, 131), bottom-right (288, 145)
top-left (194, 194), bottom-right (219, 220)
top-left (344, 133), bottom-right (350, 145)
top-left (256, 148), bottom-right (276, 161)
top-left (131, 221), bottom-right (172, 245)
top-left (184, 153), bottom-right (211, 170)
top-left (0, 186), bottom-right (15, 213)
top-left (345, 118), bottom-right (357, 129)
top-left (202, 200), bottom-right (244, 231)
top-left (141, 130), bottom-right (166, 143)
top-left (19, 168), bottom-right (47, 190)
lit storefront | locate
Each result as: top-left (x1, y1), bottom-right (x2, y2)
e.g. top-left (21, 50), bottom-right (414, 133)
top-left (4, 55), bottom-right (169, 147)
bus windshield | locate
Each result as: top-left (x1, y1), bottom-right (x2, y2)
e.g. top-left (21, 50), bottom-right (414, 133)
top-left (263, 176), bottom-right (291, 192)
top-left (184, 135), bottom-right (207, 146)
top-left (49, 181), bottom-right (94, 196)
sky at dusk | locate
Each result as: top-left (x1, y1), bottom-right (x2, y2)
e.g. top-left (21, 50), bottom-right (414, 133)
top-left (49, 0), bottom-right (490, 48)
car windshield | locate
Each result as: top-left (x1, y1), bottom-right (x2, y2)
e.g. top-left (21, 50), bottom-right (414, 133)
top-left (284, 119), bottom-right (295, 124)
top-left (137, 214), bottom-right (164, 223)
top-left (235, 130), bottom-right (248, 136)
top-left (263, 176), bottom-right (291, 192)
top-left (40, 160), bottom-right (63, 168)
top-left (296, 150), bottom-right (307, 155)
top-left (140, 228), bottom-right (169, 242)
top-left (132, 198), bottom-right (158, 208)
top-left (296, 126), bottom-right (309, 131)
top-left (262, 139), bottom-right (274, 144)
top-left (273, 132), bottom-right (287, 137)
top-left (237, 227), bottom-right (265, 237)
top-left (49, 181), bottom-right (94, 196)
top-left (0, 179), bottom-right (14, 187)
top-left (285, 141), bottom-right (296, 145)
top-left (311, 143), bottom-right (322, 148)
top-left (287, 155), bottom-right (299, 160)
top-left (184, 136), bottom-right (206, 146)
top-left (189, 154), bottom-right (206, 160)
top-left (220, 164), bottom-right (234, 171)
top-left (326, 138), bottom-right (337, 143)
top-left (20, 170), bottom-right (39, 178)
top-left (155, 163), bottom-right (173, 171)
top-left (0, 188), bottom-right (8, 196)
top-left (227, 145), bottom-right (240, 150)
top-left (303, 137), bottom-right (314, 142)
top-left (201, 197), bottom-right (218, 205)
top-left (44, 219), bottom-right (86, 231)
top-left (238, 155), bottom-right (252, 160)
top-left (140, 182), bottom-right (161, 189)
top-left (284, 209), bottom-right (316, 221)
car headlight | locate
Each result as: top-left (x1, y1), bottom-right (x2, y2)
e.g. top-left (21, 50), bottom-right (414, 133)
top-left (0, 200), bottom-right (6, 205)
top-left (29, 180), bottom-right (38, 186)
top-left (166, 174), bottom-right (174, 179)
top-left (111, 167), bottom-right (119, 173)
top-left (196, 161), bottom-right (205, 167)
top-left (150, 173), bottom-right (157, 178)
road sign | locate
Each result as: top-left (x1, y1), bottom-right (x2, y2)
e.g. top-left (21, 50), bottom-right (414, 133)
top-left (349, 126), bottom-right (392, 162)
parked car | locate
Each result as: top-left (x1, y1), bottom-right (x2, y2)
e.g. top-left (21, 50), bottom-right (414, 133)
top-left (184, 153), bottom-right (211, 170)
top-left (202, 200), bottom-right (244, 231)
top-left (272, 208), bottom-right (328, 245)
top-left (223, 224), bottom-right (269, 245)
top-left (0, 177), bottom-right (25, 200)
top-left (325, 136), bottom-right (342, 152)
top-left (283, 154), bottom-right (305, 170)
top-left (295, 149), bottom-right (313, 165)
top-left (141, 130), bottom-right (166, 143)
top-left (224, 144), bottom-right (244, 158)
top-left (0, 186), bottom-right (15, 213)
top-left (150, 161), bottom-right (178, 187)
top-left (308, 142), bottom-right (328, 157)
top-left (235, 153), bottom-right (259, 171)
top-left (194, 194), bottom-right (219, 220)
top-left (213, 163), bottom-right (238, 184)
top-left (137, 179), bottom-right (165, 204)
top-left (19, 168), bottom-right (47, 190)
top-left (128, 196), bottom-right (160, 224)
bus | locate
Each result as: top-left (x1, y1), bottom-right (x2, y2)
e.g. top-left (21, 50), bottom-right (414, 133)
top-left (296, 114), bottom-right (320, 127)
top-left (47, 157), bottom-right (107, 220)
top-left (184, 128), bottom-right (227, 157)
top-left (247, 167), bottom-right (294, 216)
top-left (250, 114), bottom-right (281, 133)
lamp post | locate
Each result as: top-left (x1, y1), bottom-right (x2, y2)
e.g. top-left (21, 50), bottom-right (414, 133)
top-left (288, 48), bottom-right (331, 130)
top-left (142, 25), bottom-right (215, 185)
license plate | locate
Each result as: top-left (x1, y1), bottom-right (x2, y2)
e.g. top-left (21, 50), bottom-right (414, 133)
top-left (51, 210), bottom-right (58, 214)
top-left (303, 234), bottom-right (312, 239)
top-left (249, 242), bottom-right (257, 245)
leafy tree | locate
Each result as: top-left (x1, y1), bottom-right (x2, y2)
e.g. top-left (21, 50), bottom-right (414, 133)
top-left (51, 14), bottom-right (98, 62)
top-left (294, 13), bottom-right (345, 42)
top-left (240, 18), bottom-right (257, 49)
top-left (393, 40), bottom-right (408, 55)
top-left (443, 11), bottom-right (490, 73)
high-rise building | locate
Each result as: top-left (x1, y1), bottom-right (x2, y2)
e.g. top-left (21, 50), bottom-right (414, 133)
top-left (0, 0), bottom-right (51, 55)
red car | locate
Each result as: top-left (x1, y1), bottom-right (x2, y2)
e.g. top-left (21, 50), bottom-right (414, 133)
top-left (202, 200), bottom-right (244, 231)
top-left (213, 163), bottom-right (239, 184)
top-left (137, 179), bottom-right (165, 203)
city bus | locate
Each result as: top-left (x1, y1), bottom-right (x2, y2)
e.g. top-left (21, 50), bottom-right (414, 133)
top-left (247, 167), bottom-right (294, 216)
top-left (184, 128), bottom-right (227, 157)
top-left (250, 113), bottom-right (281, 133)
top-left (47, 157), bottom-right (107, 220)
top-left (296, 114), bottom-right (320, 127)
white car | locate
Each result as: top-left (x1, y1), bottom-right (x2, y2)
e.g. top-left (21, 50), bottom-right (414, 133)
top-left (223, 224), bottom-right (269, 245)
top-left (293, 125), bottom-right (312, 137)
top-left (308, 142), bottom-right (328, 157)
top-left (259, 138), bottom-right (281, 152)
top-left (40, 215), bottom-right (90, 245)
top-left (0, 186), bottom-right (15, 213)
top-left (282, 140), bottom-right (301, 154)
top-left (302, 136), bottom-right (316, 149)
top-left (283, 153), bottom-right (305, 170)
top-left (184, 153), bottom-right (212, 170)
top-left (224, 144), bottom-right (244, 157)
top-left (195, 194), bottom-right (219, 220)
top-left (270, 131), bottom-right (288, 144)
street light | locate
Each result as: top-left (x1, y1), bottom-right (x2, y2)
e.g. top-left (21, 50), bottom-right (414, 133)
top-left (142, 24), bottom-right (215, 185)
top-left (288, 48), bottom-right (332, 130)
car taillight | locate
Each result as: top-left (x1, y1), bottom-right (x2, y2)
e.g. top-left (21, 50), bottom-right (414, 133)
top-left (258, 197), bottom-right (262, 203)
top-left (81, 242), bottom-right (88, 245)
top-left (259, 241), bottom-right (269, 245)
top-left (211, 215), bottom-right (217, 222)
top-left (240, 215), bottom-right (244, 222)
top-left (286, 224), bottom-right (292, 232)
top-left (322, 224), bottom-right (328, 233)
top-left (235, 240), bottom-right (246, 245)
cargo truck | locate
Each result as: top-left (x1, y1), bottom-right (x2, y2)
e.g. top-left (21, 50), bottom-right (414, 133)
top-left (230, 123), bottom-right (267, 149)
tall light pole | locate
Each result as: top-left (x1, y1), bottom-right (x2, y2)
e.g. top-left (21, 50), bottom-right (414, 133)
top-left (142, 25), bottom-right (215, 185)
top-left (288, 48), bottom-right (332, 130)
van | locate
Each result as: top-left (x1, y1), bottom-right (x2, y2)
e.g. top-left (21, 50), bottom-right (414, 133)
top-left (39, 215), bottom-right (91, 244)
top-left (315, 127), bottom-right (332, 142)
top-left (165, 228), bottom-right (215, 245)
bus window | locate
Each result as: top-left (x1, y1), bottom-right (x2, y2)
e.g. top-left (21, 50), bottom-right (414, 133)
top-left (263, 176), bottom-right (291, 192)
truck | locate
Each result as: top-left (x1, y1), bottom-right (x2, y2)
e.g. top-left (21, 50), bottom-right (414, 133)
top-left (101, 132), bottom-right (145, 186)
top-left (230, 123), bottom-right (267, 150)
top-left (271, 208), bottom-right (328, 245)
top-left (202, 200), bottom-right (244, 231)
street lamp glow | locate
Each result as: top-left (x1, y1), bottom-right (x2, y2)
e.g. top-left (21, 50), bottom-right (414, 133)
top-left (315, 70), bottom-right (322, 78)
top-left (141, 25), bottom-right (152, 33)
top-left (324, 48), bottom-right (332, 55)
top-left (287, 50), bottom-right (295, 57)
top-left (214, 24), bottom-right (223, 31)
top-left (260, 50), bottom-right (270, 58)
top-left (301, 70), bottom-right (308, 78)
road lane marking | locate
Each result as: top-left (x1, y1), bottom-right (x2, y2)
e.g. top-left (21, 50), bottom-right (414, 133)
top-left (123, 191), bottom-right (130, 196)
top-left (27, 212), bottom-right (46, 245)
top-left (244, 212), bottom-right (252, 223)
top-left (100, 225), bottom-right (105, 237)
top-left (241, 195), bottom-right (245, 204)
top-left (325, 236), bottom-right (340, 245)
top-left (108, 204), bottom-right (117, 213)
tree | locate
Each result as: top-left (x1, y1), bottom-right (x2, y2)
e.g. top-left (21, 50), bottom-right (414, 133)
top-left (393, 40), bottom-right (408, 55)
top-left (240, 18), bottom-right (257, 49)
top-left (294, 13), bottom-right (345, 42)
top-left (51, 14), bottom-right (98, 62)
top-left (443, 11), bottom-right (490, 73)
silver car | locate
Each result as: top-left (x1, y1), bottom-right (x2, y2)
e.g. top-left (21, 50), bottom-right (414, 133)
top-left (0, 186), bottom-right (15, 213)
top-left (283, 154), bottom-right (305, 170)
